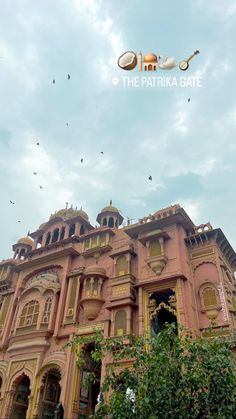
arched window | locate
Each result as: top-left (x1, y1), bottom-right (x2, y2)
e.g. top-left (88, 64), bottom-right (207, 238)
top-left (19, 249), bottom-right (26, 260)
top-left (202, 287), bottom-right (217, 308)
top-left (84, 239), bottom-right (90, 250)
top-left (80, 225), bottom-right (85, 235)
top-left (45, 232), bottom-right (51, 245)
top-left (102, 217), bottom-right (107, 226)
top-left (69, 224), bottom-right (75, 237)
top-left (59, 227), bottom-right (65, 241)
top-left (114, 310), bottom-right (127, 336)
top-left (52, 228), bottom-right (59, 243)
top-left (100, 233), bottom-right (106, 246)
top-left (14, 249), bottom-right (19, 259)
top-left (41, 297), bottom-right (52, 324)
top-left (91, 236), bottom-right (97, 248)
top-left (36, 236), bottom-right (42, 248)
top-left (116, 255), bottom-right (128, 276)
top-left (108, 217), bottom-right (114, 228)
top-left (84, 278), bottom-right (100, 298)
top-left (19, 300), bottom-right (39, 328)
top-left (149, 240), bottom-right (162, 257)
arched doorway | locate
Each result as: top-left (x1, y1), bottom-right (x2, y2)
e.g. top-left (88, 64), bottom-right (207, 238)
top-left (10, 375), bottom-right (30, 419)
top-left (38, 368), bottom-right (61, 419)
top-left (79, 344), bottom-right (101, 418)
top-left (149, 290), bottom-right (177, 336)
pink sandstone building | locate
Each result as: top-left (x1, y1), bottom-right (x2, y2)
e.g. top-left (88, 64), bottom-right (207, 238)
top-left (0, 203), bottom-right (236, 418)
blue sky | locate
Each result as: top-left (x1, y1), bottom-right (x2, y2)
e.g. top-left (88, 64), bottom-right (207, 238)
top-left (0, 0), bottom-right (236, 259)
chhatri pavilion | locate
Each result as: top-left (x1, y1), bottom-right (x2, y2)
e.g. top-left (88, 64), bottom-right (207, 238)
top-left (0, 203), bottom-right (236, 418)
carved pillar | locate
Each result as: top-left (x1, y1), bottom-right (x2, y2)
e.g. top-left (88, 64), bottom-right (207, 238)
top-left (175, 278), bottom-right (187, 326)
top-left (4, 390), bottom-right (16, 419)
top-left (159, 237), bottom-right (164, 254)
top-left (26, 393), bottom-right (34, 419)
top-left (98, 278), bottom-right (103, 297)
top-left (138, 287), bottom-right (144, 335)
top-left (126, 306), bottom-right (132, 334)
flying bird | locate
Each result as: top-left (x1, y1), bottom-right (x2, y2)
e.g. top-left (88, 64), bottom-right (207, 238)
top-left (67, 74), bottom-right (70, 80)
top-left (100, 151), bottom-right (104, 154)
top-left (80, 158), bottom-right (83, 163)
top-left (39, 185), bottom-right (43, 189)
top-left (188, 98), bottom-right (191, 102)
top-left (10, 200), bottom-right (15, 204)
top-left (17, 220), bottom-right (21, 223)
top-left (148, 175), bottom-right (152, 181)
top-left (53, 79), bottom-right (55, 84)
top-left (66, 122), bottom-right (69, 126)
top-left (33, 172), bottom-right (37, 175)
top-left (36, 142), bottom-right (40, 146)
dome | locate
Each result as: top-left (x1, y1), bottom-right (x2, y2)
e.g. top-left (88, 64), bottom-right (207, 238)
top-left (101, 205), bottom-right (120, 214)
top-left (96, 202), bottom-right (124, 225)
top-left (49, 207), bottom-right (89, 222)
top-left (143, 53), bottom-right (157, 63)
top-left (17, 237), bottom-right (34, 247)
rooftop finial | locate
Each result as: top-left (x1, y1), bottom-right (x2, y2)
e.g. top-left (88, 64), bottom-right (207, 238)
top-left (66, 202), bottom-right (68, 209)
top-left (110, 199), bottom-right (112, 206)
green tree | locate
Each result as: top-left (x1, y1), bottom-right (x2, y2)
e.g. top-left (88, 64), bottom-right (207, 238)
top-left (68, 325), bottom-right (236, 419)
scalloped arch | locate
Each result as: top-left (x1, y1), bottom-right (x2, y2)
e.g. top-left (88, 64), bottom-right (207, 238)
top-left (193, 260), bottom-right (216, 273)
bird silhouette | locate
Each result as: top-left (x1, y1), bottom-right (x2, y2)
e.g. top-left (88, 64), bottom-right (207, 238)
top-left (17, 220), bottom-right (21, 223)
top-left (100, 151), bottom-right (104, 154)
top-left (39, 185), bottom-right (43, 189)
top-left (10, 200), bottom-right (15, 204)
top-left (81, 158), bottom-right (83, 164)
top-left (53, 79), bottom-right (55, 84)
top-left (67, 74), bottom-right (70, 80)
top-left (33, 172), bottom-right (37, 175)
top-left (36, 142), bottom-right (40, 146)
top-left (66, 122), bottom-right (69, 126)
top-left (148, 176), bottom-right (152, 181)
top-left (188, 98), bottom-right (191, 102)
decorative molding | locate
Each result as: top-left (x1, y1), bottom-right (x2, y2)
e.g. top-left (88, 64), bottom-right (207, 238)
top-left (22, 270), bottom-right (61, 296)
top-left (9, 358), bottom-right (37, 380)
top-left (192, 257), bottom-right (217, 272)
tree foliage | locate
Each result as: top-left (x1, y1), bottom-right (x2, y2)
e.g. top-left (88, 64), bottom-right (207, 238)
top-left (68, 325), bottom-right (236, 419)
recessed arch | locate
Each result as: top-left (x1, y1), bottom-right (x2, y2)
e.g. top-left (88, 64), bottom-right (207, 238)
top-left (51, 228), bottom-right (59, 243)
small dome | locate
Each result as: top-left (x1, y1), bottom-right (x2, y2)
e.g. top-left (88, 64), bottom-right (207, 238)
top-left (96, 202), bottom-right (124, 225)
top-left (84, 265), bottom-right (107, 277)
top-left (144, 53), bottom-right (157, 63)
top-left (101, 205), bottom-right (120, 214)
top-left (17, 237), bottom-right (34, 247)
top-left (49, 207), bottom-right (89, 222)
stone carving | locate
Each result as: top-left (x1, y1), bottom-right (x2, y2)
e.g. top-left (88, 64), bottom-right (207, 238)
top-left (147, 255), bottom-right (168, 275)
top-left (22, 271), bottom-right (60, 295)
top-left (9, 359), bottom-right (37, 379)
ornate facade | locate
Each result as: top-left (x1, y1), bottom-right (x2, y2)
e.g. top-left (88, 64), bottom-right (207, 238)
top-left (0, 203), bottom-right (236, 418)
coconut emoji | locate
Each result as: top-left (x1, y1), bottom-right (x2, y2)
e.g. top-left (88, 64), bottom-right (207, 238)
top-left (118, 51), bottom-right (137, 70)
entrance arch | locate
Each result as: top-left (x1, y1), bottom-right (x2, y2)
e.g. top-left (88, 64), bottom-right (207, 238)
top-left (78, 344), bottom-right (101, 417)
top-left (37, 367), bottom-right (61, 419)
top-left (10, 374), bottom-right (31, 419)
top-left (149, 290), bottom-right (177, 336)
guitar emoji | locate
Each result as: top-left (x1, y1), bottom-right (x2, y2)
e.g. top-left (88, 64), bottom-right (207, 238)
top-left (179, 50), bottom-right (200, 71)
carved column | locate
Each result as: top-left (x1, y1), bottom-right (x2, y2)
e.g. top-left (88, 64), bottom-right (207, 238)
top-left (4, 389), bottom-right (16, 419)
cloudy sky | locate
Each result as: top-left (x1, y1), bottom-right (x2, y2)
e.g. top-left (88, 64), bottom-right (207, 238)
top-left (0, 0), bottom-right (236, 259)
